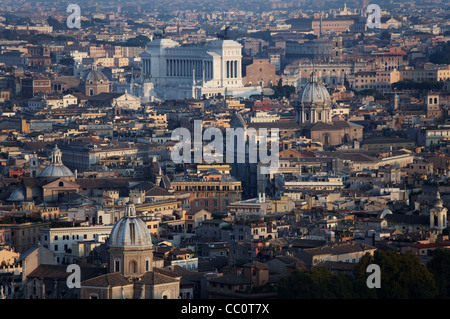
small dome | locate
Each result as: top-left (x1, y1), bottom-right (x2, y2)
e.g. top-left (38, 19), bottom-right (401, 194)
top-left (298, 72), bottom-right (331, 107)
top-left (109, 204), bottom-right (153, 248)
top-left (7, 188), bottom-right (25, 202)
top-left (39, 145), bottom-right (74, 178)
top-left (83, 69), bottom-right (109, 83)
top-left (39, 165), bottom-right (74, 178)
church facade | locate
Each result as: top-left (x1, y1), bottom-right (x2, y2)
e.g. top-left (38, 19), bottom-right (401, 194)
top-left (296, 71), bottom-right (363, 146)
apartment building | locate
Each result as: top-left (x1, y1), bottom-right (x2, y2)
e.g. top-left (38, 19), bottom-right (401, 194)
top-left (0, 222), bottom-right (51, 254)
top-left (172, 169), bottom-right (242, 214)
top-left (39, 225), bottom-right (114, 264)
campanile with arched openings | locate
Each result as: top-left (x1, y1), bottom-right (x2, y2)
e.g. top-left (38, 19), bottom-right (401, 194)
top-left (430, 191), bottom-right (448, 234)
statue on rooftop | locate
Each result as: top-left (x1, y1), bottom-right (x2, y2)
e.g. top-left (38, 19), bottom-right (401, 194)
top-left (216, 25), bottom-right (231, 40)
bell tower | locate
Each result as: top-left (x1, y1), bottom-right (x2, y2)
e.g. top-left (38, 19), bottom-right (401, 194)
top-left (29, 154), bottom-right (39, 178)
top-left (430, 191), bottom-right (448, 234)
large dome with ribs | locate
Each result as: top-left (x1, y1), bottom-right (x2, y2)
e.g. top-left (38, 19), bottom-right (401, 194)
top-left (297, 71), bottom-right (331, 108)
top-left (109, 203), bottom-right (153, 248)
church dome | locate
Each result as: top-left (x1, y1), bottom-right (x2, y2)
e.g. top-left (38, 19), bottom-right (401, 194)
top-left (83, 68), bottom-right (109, 83)
top-left (39, 145), bottom-right (74, 178)
top-left (109, 204), bottom-right (153, 248)
top-left (7, 187), bottom-right (25, 202)
top-left (298, 71), bottom-right (331, 107)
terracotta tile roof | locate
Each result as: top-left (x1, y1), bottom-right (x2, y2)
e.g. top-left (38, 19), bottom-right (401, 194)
top-left (154, 267), bottom-right (182, 279)
top-left (27, 264), bottom-right (69, 279)
top-left (28, 264), bottom-right (106, 281)
top-left (411, 241), bottom-right (450, 249)
top-left (186, 208), bottom-right (210, 215)
top-left (385, 214), bottom-right (429, 225)
top-left (81, 272), bottom-right (131, 288)
top-left (303, 242), bottom-right (376, 256)
top-left (167, 265), bottom-right (204, 285)
top-left (248, 120), bottom-right (299, 130)
top-left (310, 121), bottom-right (363, 131)
top-left (139, 268), bottom-right (181, 285)
top-left (242, 261), bottom-right (269, 270)
top-left (23, 177), bottom-right (45, 188)
top-left (145, 186), bottom-right (173, 197)
top-left (129, 181), bottom-right (155, 192)
top-left (208, 273), bottom-right (252, 285)
top-left (75, 178), bottom-right (132, 189)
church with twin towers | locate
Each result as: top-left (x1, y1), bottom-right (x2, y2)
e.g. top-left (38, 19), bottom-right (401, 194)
top-left (138, 36), bottom-right (261, 101)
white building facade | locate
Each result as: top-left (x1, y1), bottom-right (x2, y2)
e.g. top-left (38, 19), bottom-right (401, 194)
top-left (140, 38), bottom-right (261, 100)
top-left (39, 225), bottom-right (114, 264)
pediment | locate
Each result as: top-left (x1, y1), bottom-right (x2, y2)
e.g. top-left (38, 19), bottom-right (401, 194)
top-left (42, 178), bottom-right (80, 189)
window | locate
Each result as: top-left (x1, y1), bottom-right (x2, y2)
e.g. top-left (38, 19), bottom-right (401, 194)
top-left (129, 260), bottom-right (137, 273)
top-left (114, 259), bottom-right (120, 272)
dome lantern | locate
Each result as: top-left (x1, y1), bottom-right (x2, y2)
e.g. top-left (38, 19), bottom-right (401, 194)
top-left (39, 145), bottom-right (74, 179)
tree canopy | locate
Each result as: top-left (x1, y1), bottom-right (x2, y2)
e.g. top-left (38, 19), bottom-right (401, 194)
top-left (278, 250), bottom-right (440, 299)
top-left (277, 266), bottom-right (356, 299)
top-left (270, 79), bottom-right (295, 99)
top-left (355, 250), bottom-right (438, 299)
top-left (427, 248), bottom-right (450, 298)
top-left (429, 41), bottom-right (450, 65)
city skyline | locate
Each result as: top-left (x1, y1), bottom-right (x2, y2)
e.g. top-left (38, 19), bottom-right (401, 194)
top-left (0, 0), bottom-right (449, 306)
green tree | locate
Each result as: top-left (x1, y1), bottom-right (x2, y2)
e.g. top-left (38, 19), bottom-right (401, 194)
top-left (355, 250), bottom-right (438, 299)
top-left (125, 35), bottom-right (150, 48)
top-left (272, 82), bottom-right (295, 99)
top-left (47, 16), bottom-right (68, 31)
top-left (427, 249), bottom-right (450, 298)
top-left (429, 41), bottom-right (450, 64)
top-left (277, 267), bottom-right (356, 299)
top-left (380, 31), bottom-right (391, 41)
top-left (59, 55), bottom-right (75, 66)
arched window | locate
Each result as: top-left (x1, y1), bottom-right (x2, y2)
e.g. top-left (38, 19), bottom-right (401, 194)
top-left (129, 260), bottom-right (137, 274)
top-left (162, 291), bottom-right (170, 299)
